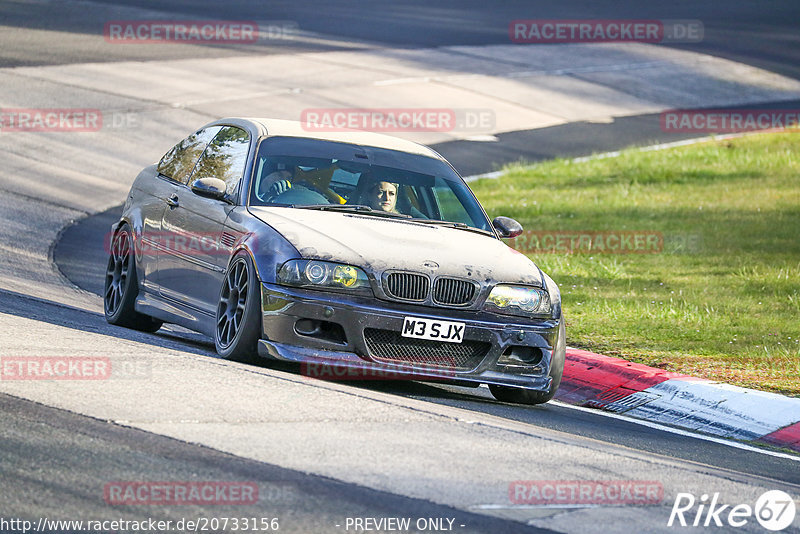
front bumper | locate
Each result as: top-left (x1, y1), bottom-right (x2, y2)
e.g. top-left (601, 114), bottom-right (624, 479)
top-left (258, 283), bottom-right (562, 391)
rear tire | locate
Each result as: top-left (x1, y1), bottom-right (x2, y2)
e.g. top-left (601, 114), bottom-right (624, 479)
top-left (489, 316), bottom-right (565, 405)
top-left (104, 224), bottom-right (163, 333)
top-left (215, 252), bottom-right (261, 362)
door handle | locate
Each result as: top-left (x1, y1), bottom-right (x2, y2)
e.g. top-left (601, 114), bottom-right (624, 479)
top-left (166, 194), bottom-right (179, 208)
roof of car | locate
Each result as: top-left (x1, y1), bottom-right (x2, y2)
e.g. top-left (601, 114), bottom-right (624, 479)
top-left (214, 117), bottom-right (443, 160)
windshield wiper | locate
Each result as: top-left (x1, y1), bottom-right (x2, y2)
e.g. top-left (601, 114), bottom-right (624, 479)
top-left (296, 204), bottom-right (411, 219)
top-left (408, 218), bottom-right (495, 236)
top-left (297, 204), bottom-right (371, 212)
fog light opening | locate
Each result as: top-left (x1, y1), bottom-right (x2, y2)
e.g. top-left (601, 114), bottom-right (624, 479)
top-left (500, 346), bottom-right (543, 366)
top-left (294, 318), bottom-right (347, 345)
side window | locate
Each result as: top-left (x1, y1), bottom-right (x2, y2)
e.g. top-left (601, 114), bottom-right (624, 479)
top-left (191, 126), bottom-right (250, 199)
top-left (157, 126), bottom-right (221, 184)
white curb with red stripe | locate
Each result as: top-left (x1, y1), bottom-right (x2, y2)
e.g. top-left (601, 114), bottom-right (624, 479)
top-left (556, 348), bottom-right (800, 452)
top-left (624, 379), bottom-right (800, 441)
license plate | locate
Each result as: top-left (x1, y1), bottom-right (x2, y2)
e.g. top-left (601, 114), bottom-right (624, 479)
top-left (401, 317), bottom-right (465, 344)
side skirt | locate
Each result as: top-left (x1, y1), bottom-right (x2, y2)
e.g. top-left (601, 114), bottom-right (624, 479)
top-left (136, 290), bottom-right (216, 338)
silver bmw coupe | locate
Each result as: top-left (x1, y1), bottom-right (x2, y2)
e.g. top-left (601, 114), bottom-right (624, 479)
top-left (104, 118), bottom-right (565, 404)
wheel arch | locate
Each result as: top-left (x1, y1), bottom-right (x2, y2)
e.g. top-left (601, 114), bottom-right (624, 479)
top-left (229, 225), bottom-right (300, 285)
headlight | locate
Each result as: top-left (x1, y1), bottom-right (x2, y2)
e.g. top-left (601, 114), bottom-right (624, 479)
top-left (277, 259), bottom-right (371, 293)
top-left (484, 285), bottom-right (552, 317)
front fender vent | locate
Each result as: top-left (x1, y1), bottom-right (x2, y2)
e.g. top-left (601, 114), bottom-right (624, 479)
top-left (220, 231), bottom-right (237, 248)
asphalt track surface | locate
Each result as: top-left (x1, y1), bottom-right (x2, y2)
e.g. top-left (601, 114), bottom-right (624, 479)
top-left (1, 392), bottom-right (548, 534)
top-left (4, 0), bottom-right (800, 81)
top-left (3, 1), bottom-right (800, 532)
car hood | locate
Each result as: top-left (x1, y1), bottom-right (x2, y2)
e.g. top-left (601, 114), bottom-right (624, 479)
top-left (249, 206), bottom-right (542, 286)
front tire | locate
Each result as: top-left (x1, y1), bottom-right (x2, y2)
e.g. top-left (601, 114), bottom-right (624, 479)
top-left (489, 316), bottom-right (566, 405)
top-left (215, 252), bottom-right (262, 362)
top-left (104, 224), bottom-right (162, 332)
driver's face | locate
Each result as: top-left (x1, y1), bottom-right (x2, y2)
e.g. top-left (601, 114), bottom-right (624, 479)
top-left (366, 182), bottom-right (398, 212)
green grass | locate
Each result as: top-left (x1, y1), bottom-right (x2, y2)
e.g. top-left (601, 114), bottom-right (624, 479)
top-left (470, 132), bottom-right (800, 395)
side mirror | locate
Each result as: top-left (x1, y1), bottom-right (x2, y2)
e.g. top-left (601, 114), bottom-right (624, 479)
top-left (191, 177), bottom-right (227, 201)
top-left (492, 216), bottom-right (523, 238)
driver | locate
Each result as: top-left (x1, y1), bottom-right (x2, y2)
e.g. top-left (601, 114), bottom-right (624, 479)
top-left (361, 180), bottom-right (399, 213)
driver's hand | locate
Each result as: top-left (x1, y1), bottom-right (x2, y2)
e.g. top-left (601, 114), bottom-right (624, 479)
top-left (267, 180), bottom-right (291, 197)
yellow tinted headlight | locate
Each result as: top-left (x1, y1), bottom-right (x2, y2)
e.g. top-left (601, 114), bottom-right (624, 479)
top-left (485, 285), bottom-right (551, 317)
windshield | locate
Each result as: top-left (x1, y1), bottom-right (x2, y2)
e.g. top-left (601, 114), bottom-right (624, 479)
top-left (249, 136), bottom-right (493, 232)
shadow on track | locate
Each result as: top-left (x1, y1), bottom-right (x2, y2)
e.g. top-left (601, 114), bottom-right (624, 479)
top-left (0, 287), bottom-right (214, 358)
